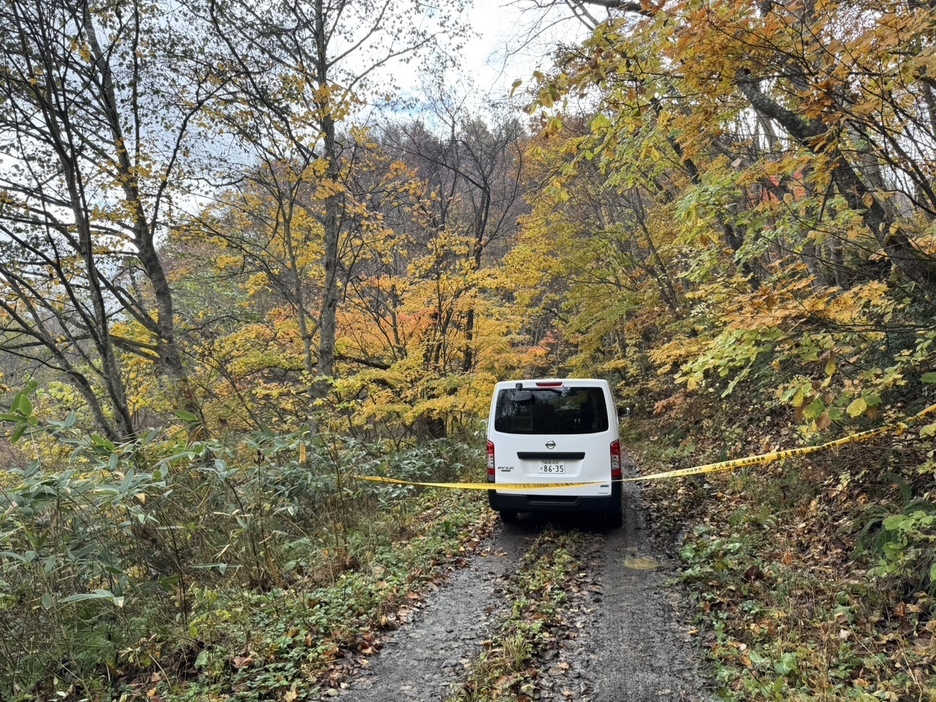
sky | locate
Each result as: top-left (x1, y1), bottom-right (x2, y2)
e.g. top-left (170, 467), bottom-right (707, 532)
top-left (457, 0), bottom-right (594, 104)
top-left (342, 0), bottom-right (601, 122)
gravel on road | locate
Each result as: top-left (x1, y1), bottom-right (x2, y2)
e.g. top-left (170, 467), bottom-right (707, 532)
top-left (334, 480), bottom-right (712, 702)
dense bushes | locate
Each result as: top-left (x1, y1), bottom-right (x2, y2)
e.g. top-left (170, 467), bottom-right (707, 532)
top-left (0, 389), bottom-right (484, 699)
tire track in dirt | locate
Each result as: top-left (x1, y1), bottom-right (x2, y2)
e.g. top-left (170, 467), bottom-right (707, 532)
top-left (487, 479), bottom-right (713, 701)
top-left (334, 528), bottom-right (533, 701)
top-left (334, 477), bottom-right (712, 701)
top-left (583, 480), bottom-right (713, 701)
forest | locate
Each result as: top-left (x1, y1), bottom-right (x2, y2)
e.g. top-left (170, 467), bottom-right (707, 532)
top-left (1, 0), bottom-right (935, 699)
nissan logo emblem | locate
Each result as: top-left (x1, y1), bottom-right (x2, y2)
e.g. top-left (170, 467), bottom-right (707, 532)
top-left (545, 441), bottom-right (556, 449)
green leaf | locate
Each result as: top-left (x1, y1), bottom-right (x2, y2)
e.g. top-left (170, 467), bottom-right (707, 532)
top-left (774, 652), bottom-right (799, 676)
top-left (846, 397), bottom-right (867, 418)
top-left (591, 113), bottom-right (611, 130)
top-left (922, 372), bottom-right (936, 384)
top-left (803, 397), bottom-right (825, 420)
top-left (92, 435), bottom-right (115, 452)
top-left (119, 469), bottom-right (136, 494)
top-left (174, 409), bottom-right (199, 423)
top-left (195, 650), bottom-right (210, 669)
top-left (60, 589), bottom-right (118, 605)
top-left (14, 393), bottom-right (32, 417)
top-left (157, 574), bottom-right (180, 591)
top-left (41, 592), bottom-right (53, 610)
top-left (10, 425), bottom-right (26, 443)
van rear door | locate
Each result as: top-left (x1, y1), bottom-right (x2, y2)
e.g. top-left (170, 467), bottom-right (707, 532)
top-left (488, 380), bottom-right (617, 497)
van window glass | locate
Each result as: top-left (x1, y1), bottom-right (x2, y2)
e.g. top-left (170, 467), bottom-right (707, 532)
top-left (493, 387), bottom-right (609, 434)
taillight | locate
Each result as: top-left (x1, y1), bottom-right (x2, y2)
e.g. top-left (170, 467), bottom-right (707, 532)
top-left (487, 441), bottom-right (496, 482)
top-left (610, 440), bottom-right (622, 480)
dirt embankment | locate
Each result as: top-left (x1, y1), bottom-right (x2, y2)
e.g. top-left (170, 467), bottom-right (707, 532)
top-left (333, 481), bottom-right (712, 702)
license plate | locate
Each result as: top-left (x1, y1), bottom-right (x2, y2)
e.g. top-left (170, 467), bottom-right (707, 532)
top-left (539, 460), bottom-right (565, 474)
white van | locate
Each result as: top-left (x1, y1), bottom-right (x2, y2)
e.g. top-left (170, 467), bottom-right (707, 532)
top-left (486, 378), bottom-right (622, 526)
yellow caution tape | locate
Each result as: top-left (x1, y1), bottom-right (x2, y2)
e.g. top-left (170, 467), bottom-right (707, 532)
top-left (354, 402), bottom-right (936, 491)
top-left (354, 476), bottom-right (600, 492)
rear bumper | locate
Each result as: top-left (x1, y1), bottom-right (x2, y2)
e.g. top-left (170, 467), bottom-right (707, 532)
top-left (488, 481), bottom-right (622, 514)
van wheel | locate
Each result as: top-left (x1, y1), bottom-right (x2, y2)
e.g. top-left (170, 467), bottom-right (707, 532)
top-left (500, 510), bottom-right (518, 523)
top-left (605, 511), bottom-right (623, 529)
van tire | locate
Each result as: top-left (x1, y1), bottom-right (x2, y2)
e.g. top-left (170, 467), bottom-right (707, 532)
top-left (500, 510), bottom-right (518, 523)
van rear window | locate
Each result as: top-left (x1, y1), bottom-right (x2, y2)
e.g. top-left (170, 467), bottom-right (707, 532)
top-left (493, 387), bottom-right (610, 435)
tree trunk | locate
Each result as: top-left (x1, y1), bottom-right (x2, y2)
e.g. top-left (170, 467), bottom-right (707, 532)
top-left (736, 70), bottom-right (936, 290)
top-left (316, 0), bottom-right (339, 384)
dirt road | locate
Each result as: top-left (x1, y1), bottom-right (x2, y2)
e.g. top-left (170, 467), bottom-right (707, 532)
top-left (335, 482), bottom-right (712, 701)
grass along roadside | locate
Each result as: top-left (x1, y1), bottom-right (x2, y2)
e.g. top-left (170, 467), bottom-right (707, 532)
top-left (447, 528), bottom-right (594, 702)
top-left (678, 461), bottom-right (936, 702)
top-left (0, 417), bottom-right (496, 701)
top-left (627, 407), bottom-right (936, 702)
top-left (156, 488), bottom-right (497, 701)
